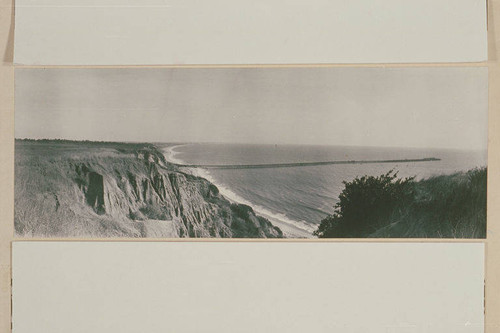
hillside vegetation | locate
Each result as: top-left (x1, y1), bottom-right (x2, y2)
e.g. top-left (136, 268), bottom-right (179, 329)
top-left (314, 168), bottom-right (487, 238)
top-left (15, 140), bottom-right (283, 238)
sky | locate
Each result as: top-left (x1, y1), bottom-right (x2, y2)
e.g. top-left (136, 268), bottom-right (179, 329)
top-left (15, 67), bottom-right (488, 150)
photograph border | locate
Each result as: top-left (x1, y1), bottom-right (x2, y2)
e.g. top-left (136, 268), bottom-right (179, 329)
top-left (1, 0), bottom-right (499, 331)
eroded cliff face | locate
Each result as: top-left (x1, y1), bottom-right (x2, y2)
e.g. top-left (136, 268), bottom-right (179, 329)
top-left (71, 148), bottom-right (283, 238)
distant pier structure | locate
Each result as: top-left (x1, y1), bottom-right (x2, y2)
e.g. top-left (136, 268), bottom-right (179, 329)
top-left (172, 157), bottom-right (441, 170)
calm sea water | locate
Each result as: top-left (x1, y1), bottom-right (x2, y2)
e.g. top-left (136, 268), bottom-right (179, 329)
top-left (162, 143), bottom-right (487, 237)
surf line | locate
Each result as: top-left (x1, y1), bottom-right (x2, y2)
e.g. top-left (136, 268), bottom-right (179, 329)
top-left (170, 157), bottom-right (441, 170)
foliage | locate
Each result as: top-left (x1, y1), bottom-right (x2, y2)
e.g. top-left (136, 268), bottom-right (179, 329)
top-left (314, 170), bottom-right (415, 238)
top-left (314, 168), bottom-right (487, 238)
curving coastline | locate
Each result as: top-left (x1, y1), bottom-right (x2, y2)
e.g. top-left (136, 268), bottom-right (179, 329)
top-left (162, 144), bottom-right (315, 238)
top-left (15, 140), bottom-right (284, 238)
top-left (161, 144), bottom-right (443, 238)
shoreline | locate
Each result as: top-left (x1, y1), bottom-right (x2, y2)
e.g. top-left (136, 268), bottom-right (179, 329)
top-left (161, 144), bottom-right (315, 239)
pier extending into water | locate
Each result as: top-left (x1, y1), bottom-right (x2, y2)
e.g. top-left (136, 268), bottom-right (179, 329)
top-left (172, 157), bottom-right (441, 170)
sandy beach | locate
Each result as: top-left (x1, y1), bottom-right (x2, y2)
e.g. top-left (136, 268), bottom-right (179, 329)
top-left (161, 144), bottom-right (314, 238)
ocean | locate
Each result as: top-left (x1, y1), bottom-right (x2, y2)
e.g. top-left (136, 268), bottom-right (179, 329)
top-left (162, 143), bottom-right (487, 238)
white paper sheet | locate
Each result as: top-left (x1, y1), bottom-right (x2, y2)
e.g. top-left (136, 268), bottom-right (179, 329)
top-left (12, 242), bottom-right (484, 333)
top-left (14, 0), bottom-right (487, 65)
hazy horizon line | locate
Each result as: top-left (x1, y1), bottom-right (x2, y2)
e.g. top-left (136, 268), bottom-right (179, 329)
top-left (15, 137), bottom-right (488, 153)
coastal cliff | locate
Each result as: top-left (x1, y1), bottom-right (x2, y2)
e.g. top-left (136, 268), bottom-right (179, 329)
top-left (15, 140), bottom-right (283, 238)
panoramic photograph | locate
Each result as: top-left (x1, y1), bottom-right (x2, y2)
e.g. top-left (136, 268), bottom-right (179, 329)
top-left (14, 67), bottom-right (488, 238)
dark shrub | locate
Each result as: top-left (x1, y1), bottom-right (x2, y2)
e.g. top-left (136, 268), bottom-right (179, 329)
top-left (230, 204), bottom-right (254, 219)
top-left (314, 170), bottom-right (415, 238)
top-left (314, 168), bottom-right (487, 238)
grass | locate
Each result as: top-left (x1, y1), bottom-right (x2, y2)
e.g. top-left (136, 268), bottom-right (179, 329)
top-left (15, 140), bottom-right (163, 237)
top-left (393, 168), bottom-right (487, 238)
top-left (17, 139), bottom-right (486, 239)
top-left (15, 139), bottom-right (283, 238)
top-left (314, 168), bottom-right (487, 238)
